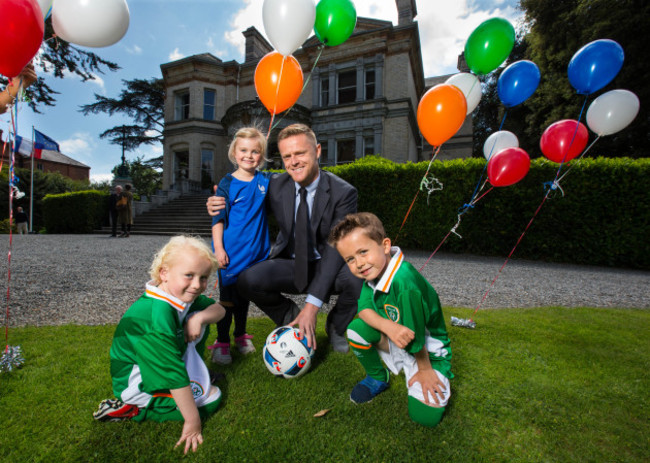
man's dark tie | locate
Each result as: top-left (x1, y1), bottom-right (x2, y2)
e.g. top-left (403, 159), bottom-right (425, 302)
top-left (294, 187), bottom-right (309, 291)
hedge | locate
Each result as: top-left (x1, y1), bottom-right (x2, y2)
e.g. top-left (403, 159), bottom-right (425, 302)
top-left (328, 156), bottom-right (650, 269)
top-left (42, 190), bottom-right (108, 234)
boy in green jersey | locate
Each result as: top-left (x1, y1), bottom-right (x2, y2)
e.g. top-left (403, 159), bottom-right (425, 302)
top-left (329, 213), bottom-right (452, 427)
top-left (93, 235), bottom-right (226, 454)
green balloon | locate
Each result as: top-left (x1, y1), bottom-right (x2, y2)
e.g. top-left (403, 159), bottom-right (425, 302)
top-left (464, 18), bottom-right (515, 75)
top-left (314, 0), bottom-right (357, 47)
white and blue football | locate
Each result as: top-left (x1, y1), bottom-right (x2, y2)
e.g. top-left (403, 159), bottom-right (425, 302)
top-left (262, 326), bottom-right (314, 378)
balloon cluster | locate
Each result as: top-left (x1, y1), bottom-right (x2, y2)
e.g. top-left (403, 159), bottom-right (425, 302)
top-left (256, 0), bottom-right (357, 116)
top-left (419, 18), bottom-right (639, 190)
top-left (540, 39), bottom-right (639, 165)
top-left (0, 0), bottom-right (130, 78)
top-left (416, 17), bottom-right (536, 187)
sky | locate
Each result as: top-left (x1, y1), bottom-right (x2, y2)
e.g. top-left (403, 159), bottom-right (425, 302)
top-left (6, 0), bottom-right (524, 183)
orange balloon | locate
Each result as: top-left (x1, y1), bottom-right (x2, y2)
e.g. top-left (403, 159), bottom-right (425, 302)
top-left (254, 52), bottom-right (304, 115)
top-left (417, 84), bottom-right (467, 147)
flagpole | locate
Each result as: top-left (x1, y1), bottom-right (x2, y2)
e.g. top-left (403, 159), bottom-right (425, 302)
top-left (29, 126), bottom-right (34, 233)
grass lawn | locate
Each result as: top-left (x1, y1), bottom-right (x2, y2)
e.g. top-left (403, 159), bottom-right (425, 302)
top-left (1, 307), bottom-right (648, 462)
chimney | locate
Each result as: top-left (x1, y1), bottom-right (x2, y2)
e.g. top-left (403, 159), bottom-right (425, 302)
top-left (243, 27), bottom-right (274, 63)
top-left (396, 0), bottom-right (417, 25)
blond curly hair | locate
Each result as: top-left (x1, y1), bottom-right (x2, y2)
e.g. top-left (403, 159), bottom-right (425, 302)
top-left (149, 235), bottom-right (218, 284)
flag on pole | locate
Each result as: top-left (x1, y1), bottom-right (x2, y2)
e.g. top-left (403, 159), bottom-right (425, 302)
top-left (14, 130), bottom-right (60, 159)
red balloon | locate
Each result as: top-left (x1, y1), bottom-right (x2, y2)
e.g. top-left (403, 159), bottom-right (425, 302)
top-left (254, 52), bottom-right (303, 115)
top-left (487, 147), bottom-right (530, 187)
top-left (417, 84), bottom-right (467, 147)
top-left (540, 119), bottom-right (589, 163)
top-left (0, 0), bottom-right (44, 78)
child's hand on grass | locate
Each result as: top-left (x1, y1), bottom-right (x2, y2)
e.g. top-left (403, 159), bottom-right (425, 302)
top-left (175, 418), bottom-right (203, 454)
top-left (408, 368), bottom-right (446, 406)
top-left (385, 323), bottom-right (415, 349)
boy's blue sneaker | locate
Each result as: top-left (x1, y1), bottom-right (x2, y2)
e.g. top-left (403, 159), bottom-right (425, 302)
top-left (350, 375), bottom-right (389, 404)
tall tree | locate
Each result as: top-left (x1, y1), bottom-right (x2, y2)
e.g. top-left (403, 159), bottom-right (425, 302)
top-left (519, 0), bottom-right (649, 157)
top-left (0, 20), bottom-right (120, 111)
top-left (79, 78), bottom-right (164, 151)
top-left (111, 157), bottom-right (162, 197)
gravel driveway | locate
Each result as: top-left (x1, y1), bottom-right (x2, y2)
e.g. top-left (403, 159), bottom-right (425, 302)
top-left (2, 234), bottom-right (649, 327)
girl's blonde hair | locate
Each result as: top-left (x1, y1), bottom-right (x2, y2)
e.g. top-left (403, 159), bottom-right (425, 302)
top-left (149, 235), bottom-right (219, 284)
top-left (227, 127), bottom-right (268, 167)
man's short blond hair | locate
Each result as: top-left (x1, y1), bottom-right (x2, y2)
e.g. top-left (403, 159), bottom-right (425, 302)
top-left (328, 212), bottom-right (387, 248)
top-left (149, 235), bottom-right (218, 285)
top-left (277, 123), bottom-right (318, 148)
top-left (227, 126), bottom-right (268, 167)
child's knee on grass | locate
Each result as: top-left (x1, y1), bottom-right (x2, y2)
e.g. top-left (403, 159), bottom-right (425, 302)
top-left (408, 396), bottom-right (445, 427)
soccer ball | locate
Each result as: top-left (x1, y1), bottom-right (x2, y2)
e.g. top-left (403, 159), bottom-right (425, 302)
top-left (262, 326), bottom-right (314, 378)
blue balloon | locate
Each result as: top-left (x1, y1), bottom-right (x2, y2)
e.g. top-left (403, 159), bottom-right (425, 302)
top-left (568, 39), bottom-right (624, 95)
top-left (497, 60), bottom-right (541, 107)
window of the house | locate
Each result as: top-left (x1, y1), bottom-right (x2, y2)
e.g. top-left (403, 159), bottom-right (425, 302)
top-left (203, 89), bottom-right (216, 120)
top-left (174, 91), bottom-right (190, 120)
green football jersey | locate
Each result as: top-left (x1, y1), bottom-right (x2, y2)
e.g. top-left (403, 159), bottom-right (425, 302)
top-left (110, 283), bottom-right (215, 403)
top-left (358, 248), bottom-right (452, 378)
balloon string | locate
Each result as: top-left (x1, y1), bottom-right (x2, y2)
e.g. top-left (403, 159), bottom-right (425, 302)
top-left (266, 112), bottom-right (275, 140)
top-left (553, 95), bottom-right (589, 182)
top-left (469, 109), bottom-right (508, 207)
top-left (555, 135), bottom-right (601, 185)
top-left (271, 55), bottom-right (286, 118)
top-left (418, 184), bottom-right (494, 272)
top-left (498, 109), bottom-right (508, 131)
top-left (4, 101), bottom-right (19, 345)
top-left (470, 189), bottom-right (551, 320)
top-left (394, 145), bottom-right (441, 243)
top-left (270, 45), bottom-right (326, 132)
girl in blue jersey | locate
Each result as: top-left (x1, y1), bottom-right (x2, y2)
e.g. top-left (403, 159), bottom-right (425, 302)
top-left (208, 127), bottom-right (271, 364)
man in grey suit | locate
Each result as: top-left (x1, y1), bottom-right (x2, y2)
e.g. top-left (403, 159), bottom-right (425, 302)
top-left (207, 124), bottom-right (362, 352)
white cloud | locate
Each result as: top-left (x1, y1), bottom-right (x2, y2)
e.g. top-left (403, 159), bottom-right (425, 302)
top-left (59, 132), bottom-right (97, 159)
top-left (206, 36), bottom-right (227, 58)
top-left (169, 47), bottom-right (184, 61)
top-left (224, 0), bottom-right (523, 76)
top-left (90, 173), bottom-right (113, 184)
top-left (224, 0), bottom-right (263, 57)
top-left (417, 1), bottom-right (524, 76)
top-left (126, 44), bottom-right (143, 55)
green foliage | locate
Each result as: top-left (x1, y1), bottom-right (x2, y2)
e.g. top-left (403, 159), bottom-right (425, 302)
top-left (517, 0), bottom-right (650, 158)
top-left (79, 78), bottom-right (164, 151)
top-left (42, 190), bottom-right (108, 233)
top-left (0, 166), bottom-right (92, 230)
top-left (111, 156), bottom-right (162, 198)
top-left (1, 310), bottom-right (648, 461)
top-left (0, 218), bottom-right (13, 234)
top-left (329, 156), bottom-right (650, 269)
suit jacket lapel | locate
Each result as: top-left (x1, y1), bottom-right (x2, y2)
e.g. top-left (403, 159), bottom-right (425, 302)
top-left (282, 176), bottom-right (296, 236)
top-left (311, 171), bottom-right (329, 232)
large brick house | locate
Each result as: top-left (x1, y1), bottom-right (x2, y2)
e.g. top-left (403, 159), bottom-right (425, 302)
top-left (160, 0), bottom-right (472, 193)
top-left (0, 130), bottom-right (90, 181)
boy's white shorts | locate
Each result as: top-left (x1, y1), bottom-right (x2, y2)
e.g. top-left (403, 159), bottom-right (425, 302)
top-left (379, 338), bottom-right (451, 407)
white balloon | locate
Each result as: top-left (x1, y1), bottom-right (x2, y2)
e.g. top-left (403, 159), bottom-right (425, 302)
top-left (37, 0), bottom-right (52, 20)
top-left (445, 72), bottom-right (482, 114)
top-left (586, 89), bottom-right (640, 136)
top-left (263, 0), bottom-right (315, 56)
top-left (483, 130), bottom-right (519, 160)
top-left (52, 0), bottom-right (130, 48)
